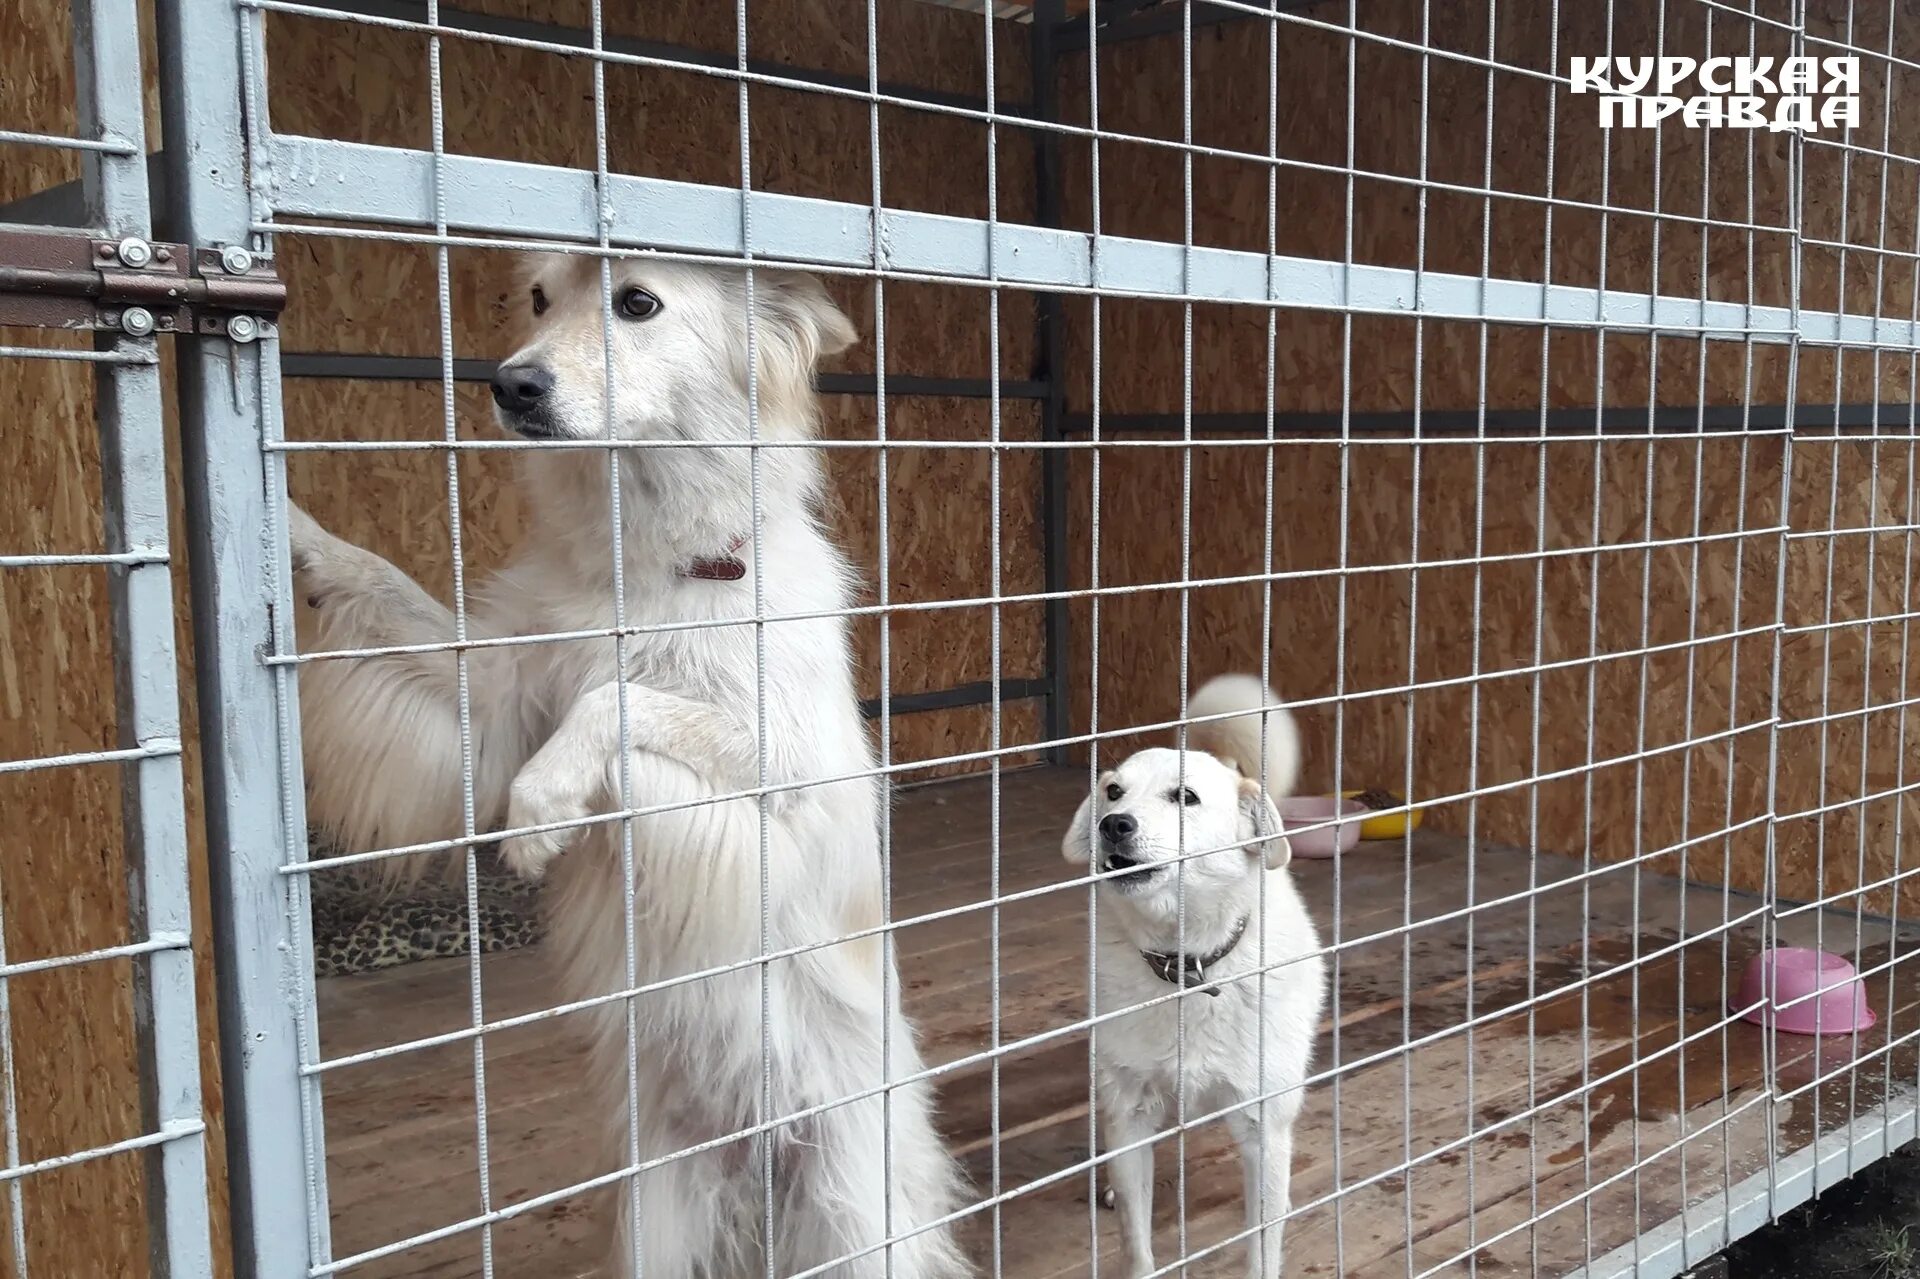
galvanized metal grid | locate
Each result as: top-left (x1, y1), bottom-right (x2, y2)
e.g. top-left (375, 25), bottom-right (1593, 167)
top-left (0, 0), bottom-right (214, 1273)
top-left (114, 0), bottom-right (1920, 1277)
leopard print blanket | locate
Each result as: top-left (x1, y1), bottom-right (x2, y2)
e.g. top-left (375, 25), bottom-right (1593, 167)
top-left (309, 844), bottom-right (543, 978)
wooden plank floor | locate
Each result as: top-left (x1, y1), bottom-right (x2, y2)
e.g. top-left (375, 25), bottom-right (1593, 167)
top-left (317, 767), bottom-right (1920, 1278)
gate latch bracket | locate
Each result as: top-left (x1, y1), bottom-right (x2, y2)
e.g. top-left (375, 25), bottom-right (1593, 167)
top-left (0, 229), bottom-right (286, 339)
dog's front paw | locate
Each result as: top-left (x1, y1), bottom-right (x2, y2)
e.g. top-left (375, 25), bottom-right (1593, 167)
top-left (499, 829), bottom-right (571, 882)
top-left (498, 770), bottom-right (590, 882)
top-left (287, 504), bottom-right (337, 609)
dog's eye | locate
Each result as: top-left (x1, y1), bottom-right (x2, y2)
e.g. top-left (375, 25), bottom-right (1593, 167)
top-left (619, 287), bottom-right (663, 320)
top-left (530, 286), bottom-right (549, 316)
top-left (1105, 783), bottom-right (1123, 802)
top-left (1176, 788), bottom-right (1200, 807)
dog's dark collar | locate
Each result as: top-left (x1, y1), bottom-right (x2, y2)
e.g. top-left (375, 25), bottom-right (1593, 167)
top-left (1140, 915), bottom-right (1249, 998)
top-left (679, 533), bottom-right (750, 582)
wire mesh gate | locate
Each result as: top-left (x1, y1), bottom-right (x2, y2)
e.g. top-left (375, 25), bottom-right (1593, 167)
top-left (6, 0), bottom-right (1920, 1277)
top-left (0, 0), bottom-right (213, 1272)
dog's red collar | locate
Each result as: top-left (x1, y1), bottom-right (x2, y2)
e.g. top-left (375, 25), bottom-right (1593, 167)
top-left (679, 534), bottom-right (750, 582)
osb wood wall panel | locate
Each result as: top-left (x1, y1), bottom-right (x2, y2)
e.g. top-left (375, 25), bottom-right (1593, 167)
top-left (1056, 0), bottom-right (1920, 911)
top-left (1774, 351), bottom-right (1920, 915)
top-left (0, 345), bottom-right (234, 1279)
top-left (1066, 429), bottom-right (1787, 903)
top-left (0, 0), bottom-right (162, 208)
top-left (0, 0), bottom-right (81, 206)
top-left (458, 0), bottom-right (1036, 110)
top-left (1056, 0), bottom-right (1915, 418)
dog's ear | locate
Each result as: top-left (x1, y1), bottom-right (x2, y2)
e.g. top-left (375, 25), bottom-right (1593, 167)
top-left (1238, 777), bottom-right (1291, 870)
top-left (746, 271), bottom-right (857, 430)
top-left (1062, 786), bottom-right (1100, 866)
top-left (758, 270), bottom-right (857, 364)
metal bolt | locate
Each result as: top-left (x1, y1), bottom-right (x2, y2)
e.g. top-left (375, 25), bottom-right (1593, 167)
top-left (226, 314), bottom-right (259, 343)
top-left (96, 243), bottom-right (116, 260)
top-left (220, 245), bottom-right (255, 275)
top-left (121, 307), bottom-right (156, 337)
top-left (116, 237), bottom-right (153, 268)
top-left (154, 246), bottom-right (173, 264)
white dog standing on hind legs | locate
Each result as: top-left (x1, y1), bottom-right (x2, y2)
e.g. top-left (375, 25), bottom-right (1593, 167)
top-left (289, 255), bottom-right (969, 1279)
top-left (1062, 675), bottom-right (1327, 1279)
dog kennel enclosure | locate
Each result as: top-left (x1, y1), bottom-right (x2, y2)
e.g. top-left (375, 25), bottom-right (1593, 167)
top-left (3, 0), bottom-right (1920, 1275)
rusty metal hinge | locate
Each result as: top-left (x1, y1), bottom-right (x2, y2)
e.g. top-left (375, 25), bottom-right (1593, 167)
top-left (0, 228), bottom-right (286, 341)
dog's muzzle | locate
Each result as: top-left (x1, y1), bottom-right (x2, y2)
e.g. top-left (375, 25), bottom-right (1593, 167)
top-left (491, 361), bottom-right (559, 438)
top-left (1101, 848), bottom-right (1157, 888)
top-left (1096, 812), bottom-right (1156, 888)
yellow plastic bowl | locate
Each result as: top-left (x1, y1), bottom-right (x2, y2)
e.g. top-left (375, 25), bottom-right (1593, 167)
top-left (1340, 789), bottom-right (1424, 840)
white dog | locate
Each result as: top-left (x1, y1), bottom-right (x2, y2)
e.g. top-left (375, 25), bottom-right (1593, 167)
top-left (1061, 676), bottom-right (1326, 1279)
top-left (290, 256), bottom-right (969, 1278)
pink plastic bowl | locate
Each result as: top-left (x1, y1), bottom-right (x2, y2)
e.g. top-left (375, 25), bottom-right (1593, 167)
top-left (1735, 948), bottom-right (1876, 1036)
top-left (1275, 797), bottom-right (1367, 859)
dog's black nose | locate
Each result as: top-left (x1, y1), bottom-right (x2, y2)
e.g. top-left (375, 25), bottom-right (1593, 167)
top-left (1099, 812), bottom-right (1137, 844)
top-left (491, 363), bottom-right (553, 412)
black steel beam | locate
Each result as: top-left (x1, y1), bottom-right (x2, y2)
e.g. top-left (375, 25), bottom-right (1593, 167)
top-left (278, 351), bottom-right (1048, 400)
top-left (0, 150), bottom-right (168, 227)
top-left (1060, 403), bottom-right (1920, 437)
top-left (859, 677), bottom-right (1049, 719)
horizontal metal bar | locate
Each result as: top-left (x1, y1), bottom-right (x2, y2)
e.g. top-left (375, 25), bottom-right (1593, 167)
top-left (0, 739), bottom-right (183, 776)
top-left (0, 549), bottom-right (168, 568)
top-left (0, 128), bottom-right (140, 156)
top-left (0, 1121), bottom-right (208, 1187)
top-left (276, 351), bottom-right (1048, 399)
top-left (266, 430), bottom-right (1802, 454)
top-left (1774, 603), bottom-right (1920, 633)
top-left (284, 0), bottom-right (1028, 116)
top-left (0, 343), bottom-right (158, 365)
top-left (1063, 402), bottom-right (1920, 437)
top-left (0, 933), bottom-right (191, 982)
top-left (857, 677), bottom-right (1048, 719)
top-left (264, 135), bottom-right (1913, 347)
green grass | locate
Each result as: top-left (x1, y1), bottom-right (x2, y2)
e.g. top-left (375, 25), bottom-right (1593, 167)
top-left (1868, 1222), bottom-right (1919, 1279)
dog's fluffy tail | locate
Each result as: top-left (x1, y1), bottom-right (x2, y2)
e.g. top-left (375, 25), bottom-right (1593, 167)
top-left (1186, 673), bottom-right (1301, 801)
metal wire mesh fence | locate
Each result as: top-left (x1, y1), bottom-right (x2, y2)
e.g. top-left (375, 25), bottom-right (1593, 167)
top-left (6, 0), bottom-right (1920, 1276)
top-left (0, 0), bottom-right (213, 1274)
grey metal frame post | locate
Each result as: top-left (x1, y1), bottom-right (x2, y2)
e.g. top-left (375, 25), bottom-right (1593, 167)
top-left (73, 0), bottom-right (215, 1273)
top-left (157, 0), bottom-right (323, 1275)
top-left (1032, 0), bottom-right (1073, 760)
